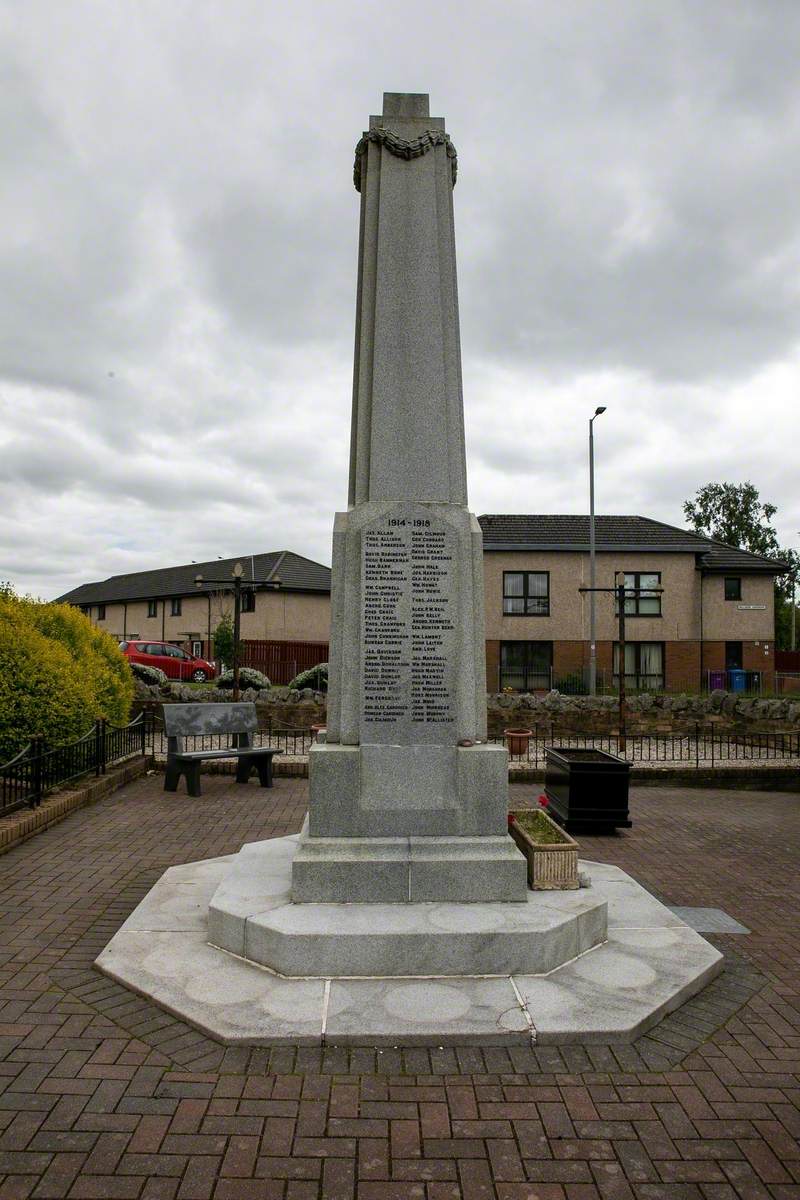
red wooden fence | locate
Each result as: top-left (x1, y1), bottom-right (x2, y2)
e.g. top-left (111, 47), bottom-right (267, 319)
top-left (776, 650), bottom-right (800, 672)
top-left (241, 639), bottom-right (329, 685)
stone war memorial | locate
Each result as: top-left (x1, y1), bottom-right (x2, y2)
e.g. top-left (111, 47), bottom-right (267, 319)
top-left (99, 94), bottom-right (722, 1044)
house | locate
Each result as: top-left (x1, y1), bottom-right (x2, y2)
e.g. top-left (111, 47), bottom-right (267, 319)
top-left (55, 551), bottom-right (331, 681)
top-left (479, 515), bottom-right (789, 692)
top-left (58, 516), bottom-right (789, 693)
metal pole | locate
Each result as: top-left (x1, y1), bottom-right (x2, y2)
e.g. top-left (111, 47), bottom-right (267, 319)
top-left (617, 578), bottom-right (627, 754)
top-left (792, 571), bottom-right (796, 652)
top-left (589, 417), bottom-right (597, 695)
top-left (233, 576), bottom-right (241, 703)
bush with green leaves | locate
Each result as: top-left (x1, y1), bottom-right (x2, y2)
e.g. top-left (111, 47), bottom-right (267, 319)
top-left (0, 589), bottom-right (134, 761)
top-left (216, 666), bottom-right (271, 691)
top-left (288, 662), bottom-right (328, 691)
top-left (131, 661), bottom-right (168, 686)
top-left (212, 612), bottom-right (235, 672)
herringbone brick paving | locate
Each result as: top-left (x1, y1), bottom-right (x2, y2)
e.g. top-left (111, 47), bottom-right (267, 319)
top-left (0, 773), bottom-right (797, 1198)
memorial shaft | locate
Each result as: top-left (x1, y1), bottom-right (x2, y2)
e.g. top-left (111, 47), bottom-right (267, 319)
top-left (291, 93), bottom-right (527, 904)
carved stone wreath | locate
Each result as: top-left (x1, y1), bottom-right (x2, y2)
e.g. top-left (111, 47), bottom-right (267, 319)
top-left (353, 128), bottom-right (458, 192)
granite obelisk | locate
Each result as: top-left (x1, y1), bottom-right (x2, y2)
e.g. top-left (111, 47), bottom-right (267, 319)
top-left (292, 93), bottom-right (526, 904)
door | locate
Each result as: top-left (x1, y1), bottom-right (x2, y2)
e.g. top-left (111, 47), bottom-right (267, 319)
top-left (162, 645), bottom-right (193, 680)
top-left (725, 641), bottom-right (743, 670)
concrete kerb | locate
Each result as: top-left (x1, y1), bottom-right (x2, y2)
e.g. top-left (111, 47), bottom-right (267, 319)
top-left (147, 756), bottom-right (799, 790)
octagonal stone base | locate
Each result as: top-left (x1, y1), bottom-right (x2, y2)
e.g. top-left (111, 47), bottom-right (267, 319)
top-left (207, 835), bottom-right (606, 977)
top-left (95, 839), bottom-right (724, 1046)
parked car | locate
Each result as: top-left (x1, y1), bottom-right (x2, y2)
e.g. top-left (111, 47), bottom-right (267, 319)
top-left (119, 640), bottom-right (215, 682)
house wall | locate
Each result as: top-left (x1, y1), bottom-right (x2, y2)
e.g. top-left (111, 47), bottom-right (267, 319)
top-left (88, 590), bottom-right (331, 650)
top-left (482, 551), bottom-right (701, 643)
top-left (700, 573), bottom-right (775, 640)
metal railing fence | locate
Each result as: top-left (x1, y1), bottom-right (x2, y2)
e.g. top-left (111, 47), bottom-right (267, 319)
top-left (492, 723), bottom-right (800, 766)
top-left (0, 714), bottom-right (147, 817)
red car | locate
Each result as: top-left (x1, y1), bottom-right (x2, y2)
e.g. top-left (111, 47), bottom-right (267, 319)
top-left (119, 640), bottom-right (216, 682)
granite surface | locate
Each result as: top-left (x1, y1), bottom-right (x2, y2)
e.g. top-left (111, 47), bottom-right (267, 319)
top-left (96, 850), bottom-right (723, 1045)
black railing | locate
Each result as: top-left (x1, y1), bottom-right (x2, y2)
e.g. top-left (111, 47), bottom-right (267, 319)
top-left (492, 723), bottom-right (800, 765)
top-left (141, 713), bottom-right (800, 769)
top-left (0, 714), bottom-right (147, 816)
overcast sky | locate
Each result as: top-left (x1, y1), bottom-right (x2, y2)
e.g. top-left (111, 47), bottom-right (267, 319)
top-left (2, 0), bottom-right (799, 599)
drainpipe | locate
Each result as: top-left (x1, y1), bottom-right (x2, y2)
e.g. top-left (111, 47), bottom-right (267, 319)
top-left (161, 600), bottom-right (166, 640)
top-left (699, 565), bottom-right (705, 691)
top-left (123, 602), bottom-right (127, 639)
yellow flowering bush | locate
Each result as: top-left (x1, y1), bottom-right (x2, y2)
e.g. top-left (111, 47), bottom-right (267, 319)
top-left (0, 588), bottom-right (134, 762)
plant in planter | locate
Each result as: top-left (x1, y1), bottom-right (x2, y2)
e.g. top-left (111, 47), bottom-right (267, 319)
top-left (508, 808), bottom-right (579, 890)
top-left (504, 727), bottom-right (533, 756)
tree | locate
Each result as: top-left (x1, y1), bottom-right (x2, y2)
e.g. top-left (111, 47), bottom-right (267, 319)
top-left (212, 612), bottom-right (236, 672)
top-left (683, 482), bottom-right (783, 558)
top-left (683, 481), bottom-right (799, 649)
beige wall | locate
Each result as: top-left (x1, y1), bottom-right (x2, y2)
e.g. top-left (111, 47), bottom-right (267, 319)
top-left (483, 551), bottom-right (702, 642)
top-left (701, 573), bottom-right (775, 641)
top-left (82, 555), bottom-right (776, 653)
top-left (88, 590), bottom-right (331, 647)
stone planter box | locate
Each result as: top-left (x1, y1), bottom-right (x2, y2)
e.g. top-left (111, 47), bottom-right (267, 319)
top-left (508, 809), bottom-right (579, 890)
top-left (545, 747), bottom-right (632, 833)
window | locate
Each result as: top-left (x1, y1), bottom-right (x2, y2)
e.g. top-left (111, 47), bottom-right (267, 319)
top-left (242, 590), bottom-right (256, 613)
top-left (724, 577), bottom-right (741, 601)
top-left (616, 572), bottom-right (661, 616)
top-left (97, 604), bottom-right (106, 621)
top-left (500, 642), bottom-right (553, 691)
top-left (171, 597), bottom-right (182, 616)
top-left (80, 605), bottom-right (90, 616)
top-left (191, 641), bottom-right (203, 658)
top-left (164, 645), bottom-right (189, 659)
top-left (503, 572), bottom-right (549, 616)
top-left (147, 599), bottom-right (158, 618)
top-left (613, 642), bottom-right (664, 691)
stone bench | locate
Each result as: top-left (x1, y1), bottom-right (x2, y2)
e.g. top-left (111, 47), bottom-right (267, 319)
top-left (162, 703), bottom-right (280, 797)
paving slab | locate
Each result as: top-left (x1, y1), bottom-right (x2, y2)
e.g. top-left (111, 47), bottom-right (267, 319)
top-left (668, 905), bottom-right (751, 933)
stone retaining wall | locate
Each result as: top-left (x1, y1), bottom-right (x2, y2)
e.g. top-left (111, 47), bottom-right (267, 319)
top-left (488, 691), bottom-right (800, 736)
top-left (135, 683), bottom-right (800, 735)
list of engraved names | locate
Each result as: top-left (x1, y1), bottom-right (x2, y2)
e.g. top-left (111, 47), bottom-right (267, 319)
top-left (362, 518), bottom-right (456, 733)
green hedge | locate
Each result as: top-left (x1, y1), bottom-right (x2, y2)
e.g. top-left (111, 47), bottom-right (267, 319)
top-left (0, 590), bottom-right (135, 762)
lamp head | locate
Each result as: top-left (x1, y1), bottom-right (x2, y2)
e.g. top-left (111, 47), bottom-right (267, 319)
top-left (233, 562), bottom-right (244, 579)
top-left (594, 406), bottom-right (606, 416)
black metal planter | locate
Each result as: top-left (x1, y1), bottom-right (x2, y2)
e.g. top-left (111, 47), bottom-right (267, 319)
top-left (544, 747), bottom-right (632, 833)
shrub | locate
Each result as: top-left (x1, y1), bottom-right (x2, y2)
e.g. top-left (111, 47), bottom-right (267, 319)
top-left (288, 662), bottom-right (328, 691)
top-left (0, 590), bottom-right (135, 762)
top-left (27, 601), bottom-right (133, 725)
top-left (212, 613), bottom-right (235, 673)
top-left (131, 661), bottom-right (168, 686)
top-left (216, 666), bottom-right (271, 691)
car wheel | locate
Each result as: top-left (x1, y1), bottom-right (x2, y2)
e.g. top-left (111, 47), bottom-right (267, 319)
top-left (192, 669), bottom-right (207, 683)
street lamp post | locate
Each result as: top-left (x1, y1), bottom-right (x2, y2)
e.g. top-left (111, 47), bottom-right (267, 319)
top-left (195, 564), bottom-right (281, 703)
top-left (588, 406), bottom-right (606, 695)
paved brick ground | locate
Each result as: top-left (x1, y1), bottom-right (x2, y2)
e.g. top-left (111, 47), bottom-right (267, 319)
top-left (0, 773), bottom-right (797, 1199)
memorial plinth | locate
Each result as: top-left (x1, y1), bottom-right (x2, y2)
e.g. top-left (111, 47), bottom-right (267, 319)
top-left (96, 93), bottom-right (723, 1043)
top-left (292, 92), bottom-right (526, 904)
